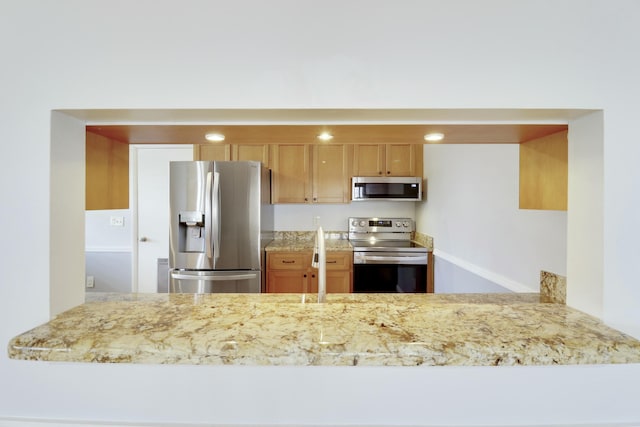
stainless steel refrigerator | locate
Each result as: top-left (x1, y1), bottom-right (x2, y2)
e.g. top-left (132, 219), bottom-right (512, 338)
top-left (168, 161), bottom-right (273, 293)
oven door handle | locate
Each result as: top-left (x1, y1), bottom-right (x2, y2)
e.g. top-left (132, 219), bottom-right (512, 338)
top-left (355, 254), bottom-right (428, 264)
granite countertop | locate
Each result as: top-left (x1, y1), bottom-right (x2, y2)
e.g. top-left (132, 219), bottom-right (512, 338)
top-left (8, 293), bottom-right (640, 366)
top-left (266, 238), bottom-right (353, 252)
top-left (264, 230), bottom-right (433, 252)
top-left (265, 231), bottom-right (353, 252)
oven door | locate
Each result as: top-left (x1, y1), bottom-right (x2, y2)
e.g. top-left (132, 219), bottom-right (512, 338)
top-left (353, 252), bottom-right (427, 293)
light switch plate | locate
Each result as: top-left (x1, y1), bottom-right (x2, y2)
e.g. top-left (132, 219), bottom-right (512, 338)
top-left (86, 276), bottom-right (95, 288)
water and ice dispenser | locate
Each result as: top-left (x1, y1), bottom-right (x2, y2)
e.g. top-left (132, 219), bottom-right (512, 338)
top-left (178, 211), bottom-right (205, 253)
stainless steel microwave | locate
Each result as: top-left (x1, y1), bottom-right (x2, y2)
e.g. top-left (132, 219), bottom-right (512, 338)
top-left (351, 176), bottom-right (422, 201)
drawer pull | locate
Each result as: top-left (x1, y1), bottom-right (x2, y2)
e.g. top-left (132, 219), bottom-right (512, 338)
top-left (327, 260), bottom-right (337, 264)
top-left (281, 260), bottom-right (296, 264)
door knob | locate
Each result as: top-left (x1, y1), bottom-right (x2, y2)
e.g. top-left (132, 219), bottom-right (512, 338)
top-left (139, 237), bottom-right (148, 242)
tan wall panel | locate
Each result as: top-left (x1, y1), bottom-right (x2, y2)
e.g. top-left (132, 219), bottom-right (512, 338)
top-left (519, 130), bottom-right (568, 210)
top-left (86, 131), bottom-right (129, 210)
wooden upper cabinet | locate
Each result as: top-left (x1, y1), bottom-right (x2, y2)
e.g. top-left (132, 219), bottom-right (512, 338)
top-left (386, 144), bottom-right (416, 176)
top-left (353, 144), bottom-right (385, 176)
top-left (353, 144), bottom-right (422, 177)
top-left (195, 144), bottom-right (270, 166)
top-left (271, 144), bottom-right (351, 204)
top-left (312, 144), bottom-right (350, 203)
top-left (270, 144), bottom-right (311, 203)
top-left (194, 144), bottom-right (231, 161)
top-left (232, 144), bottom-right (270, 166)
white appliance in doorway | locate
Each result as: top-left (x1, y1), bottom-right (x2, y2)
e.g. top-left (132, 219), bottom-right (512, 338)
top-left (131, 145), bottom-right (193, 293)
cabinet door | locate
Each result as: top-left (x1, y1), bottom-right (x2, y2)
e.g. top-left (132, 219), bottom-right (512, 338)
top-left (353, 144), bottom-right (384, 176)
top-left (267, 252), bottom-right (311, 293)
top-left (194, 144), bottom-right (231, 161)
top-left (308, 252), bottom-right (353, 293)
top-left (326, 271), bottom-right (352, 293)
top-left (271, 144), bottom-right (311, 203)
top-left (308, 271), bottom-right (352, 294)
top-left (232, 144), bottom-right (270, 166)
top-left (385, 144), bottom-right (415, 176)
top-left (267, 271), bottom-right (307, 293)
top-left (312, 145), bottom-right (350, 203)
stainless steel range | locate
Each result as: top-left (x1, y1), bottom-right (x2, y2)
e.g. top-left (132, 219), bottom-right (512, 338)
top-left (348, 217), bottom-right (428, 293)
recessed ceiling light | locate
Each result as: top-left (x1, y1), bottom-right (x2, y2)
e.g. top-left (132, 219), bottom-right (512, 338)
top-left (424, 132), bottom-right (444, 142)
top-left (317, 132), bottom-right (334, 142)
top-left (205, 133), bottom-right (225, 142)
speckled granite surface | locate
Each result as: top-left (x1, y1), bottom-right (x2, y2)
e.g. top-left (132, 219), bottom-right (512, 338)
top-left (266, 232), bottom-right (352, 252)
top-left (413, 232), bottom-right (434, 251)
top-left (9, 293), bottom-right (640, 366)
top-left (266, 231), bottom-right (431, 252)
top-left (540, 270), bottom-right (567, 304)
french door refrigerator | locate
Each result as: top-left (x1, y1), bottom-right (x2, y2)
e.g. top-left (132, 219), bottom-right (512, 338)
top-left (168, 161), bottom-right (273, 293)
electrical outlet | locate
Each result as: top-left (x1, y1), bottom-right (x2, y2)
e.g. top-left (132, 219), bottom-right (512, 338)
top-left (313, 216), bottom-right (320, 226)
top-left (86, 276), bottom-right (95, 288)
top-left (110, 216), bottom-right (124, 227)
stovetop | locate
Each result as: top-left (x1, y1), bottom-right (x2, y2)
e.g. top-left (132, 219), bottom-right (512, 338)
top-left (349, 239), bottom-right (428, 253)
top-left (348, 217), bottom-right (427, 253)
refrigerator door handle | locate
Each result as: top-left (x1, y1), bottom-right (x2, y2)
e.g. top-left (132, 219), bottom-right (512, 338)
top-left (205, 171), bottom-right (213, 260)
top-left (170, 272), bottom-right (258, 281)
top-left (212, 171), bottom-right (221, 264)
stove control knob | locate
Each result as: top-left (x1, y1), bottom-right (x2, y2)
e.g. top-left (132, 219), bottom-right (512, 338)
top-left (359, 220), bottom-right (366, 227)
top-left (403, 221), bottom-right (410, 228)
top-left (351, 220), bottom-right (359, 227)
top-left (395, 221), bottom-right (401, 227)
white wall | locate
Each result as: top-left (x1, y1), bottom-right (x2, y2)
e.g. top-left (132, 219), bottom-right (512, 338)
top-left (567, 111), bottom-right (604, 318)
top-left (2, 1), bottom-right (640, 426)
top-left (85, 209), bottom-right (133, 293)
top-left (85, 210), bottom-right (132, 251)
top-left (275, 201), bottom-right (415, 231)
top-left (50, 112), bottom-right (86, 317)
top-left (416, 144), bottom-right (567, 292)
top-left (434, 257), bottom-right (512, 293)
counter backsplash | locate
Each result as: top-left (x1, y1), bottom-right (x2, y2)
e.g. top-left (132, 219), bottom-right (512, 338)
top-left (413, 232), bottom-right (434, 251)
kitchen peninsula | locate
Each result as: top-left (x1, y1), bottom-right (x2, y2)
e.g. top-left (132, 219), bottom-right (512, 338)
top-left (9, 292), bottom-right (640, 366)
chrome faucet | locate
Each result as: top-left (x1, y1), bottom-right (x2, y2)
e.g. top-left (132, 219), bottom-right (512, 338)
top-left (312, 226), bottom-right (327, 303)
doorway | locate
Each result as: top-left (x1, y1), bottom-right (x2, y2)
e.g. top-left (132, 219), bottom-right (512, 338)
top-left (130, 145), bottom-right (193, 293)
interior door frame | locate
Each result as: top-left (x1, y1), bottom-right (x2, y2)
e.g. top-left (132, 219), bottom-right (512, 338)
top-left (129, 144), bottom-right (193, 292)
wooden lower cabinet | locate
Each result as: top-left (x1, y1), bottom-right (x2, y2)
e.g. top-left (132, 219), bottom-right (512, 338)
top-left (266, 251), bottom-right (352, 293)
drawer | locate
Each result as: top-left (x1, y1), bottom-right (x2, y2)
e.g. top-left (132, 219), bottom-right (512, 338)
top-left (268, 252), bottom-right (309, 270)
top-left (325, 252), bottom-right (352, 270)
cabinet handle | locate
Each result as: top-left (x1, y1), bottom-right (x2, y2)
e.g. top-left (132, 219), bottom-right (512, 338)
top-left (378, 171), bottom-right (382, 175)
top-left (313, 197), bottom-right (317, 201)
top-left (312, 274), bottom-right (316, 278)
top-left (387, 171), bottom-right (391, 174)
top-left (327, 260), bottom-right (337, 264)
top-left (303, 274), bottom-right (307, 278)
top-left (281, 260), bottom-right (295, 264)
